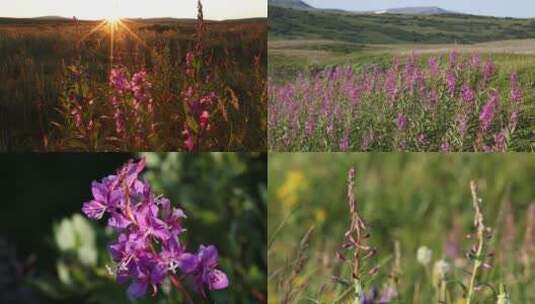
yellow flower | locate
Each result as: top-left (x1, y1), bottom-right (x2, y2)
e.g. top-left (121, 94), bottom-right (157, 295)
top-left (315, 208), bottom-right (326, 223)
top-left (277, 170), bottom-right (308, 209)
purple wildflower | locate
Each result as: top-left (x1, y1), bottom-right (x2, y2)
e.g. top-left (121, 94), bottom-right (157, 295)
top-left (396, 113), bottom-right (407, 131)
top-left (130, 70), bottom-right (152, 103)
top-left (190, 245), bottom-right (229, 294)
top-left (483, 60), bottom-right (495, 81)
top-left (182, 126), bottom-right (195, 152)
top-left (460, 83), bottom-right (475, 104)
top-left (448, 50), bottom-right (459, 68)
top-left (446, 70), bottom-right (456, 96)
top-left (82, 159), bottom-right (228, 299)
top-left (470, 53), bottom-right (481, 69)
top-left (110, 68), bottom-right (131, 94)
top-left (383, 70), bottom-right (398, 101)
top-left (427, 57), bottom-right (440, 77)
top-left (493, 131), bottom-right (506, 152)
top-left (479, 91), bottom-right (499, 132)
top-left (339, 134), bottom-right (350, 151)
top-left (510, 71), bottom-right (523, 103)
top-left (509, 110), bottom-right (519, 132)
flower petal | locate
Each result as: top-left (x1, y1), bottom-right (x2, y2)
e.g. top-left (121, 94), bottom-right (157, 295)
top-left (178, 253), bottom-right (199, 273)
top-left (91, 181), bottom-right (107, 202)
top-left (206, 269), bottom-right (229, 290)
top-left (127, 280), bottom-right (148, 299)
top-left (108, 213), bottom-right (131, 229)
top-left (82, 200), bottom-right (106, 219)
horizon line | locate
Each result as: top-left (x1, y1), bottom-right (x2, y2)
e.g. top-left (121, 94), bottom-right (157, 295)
top-left (0, 15), bottom-right (267, 21)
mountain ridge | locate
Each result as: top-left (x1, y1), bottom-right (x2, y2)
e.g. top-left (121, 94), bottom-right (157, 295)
top-left (368, 6), bottom-right (459, 15)
top-left (268, 0), bottom-right (314, 10)
top-left (269, 1), bottom-right (460, 16)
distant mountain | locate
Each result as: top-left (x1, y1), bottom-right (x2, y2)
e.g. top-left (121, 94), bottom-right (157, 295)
top-left (128, 17), bottom-right (196, 23)
top-left (269, 0), bottom-right (314, 10)
top-left (32, 16), bottom-right (70, 20)
top-left (269, 5), bottom-right (535, 44)
top-left (367, 7), bottom-right (459, 15)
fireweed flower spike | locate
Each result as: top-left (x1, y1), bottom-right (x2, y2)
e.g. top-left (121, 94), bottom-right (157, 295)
top-left (337, 168), bottom-right (376, 303)
top-left (466, 181), bottom-right (492, 304)
top-left (82, 159), bottom-right (229, 299)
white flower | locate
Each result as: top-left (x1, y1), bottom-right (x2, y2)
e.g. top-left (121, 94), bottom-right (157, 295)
top-left (417, 246), bottom-right (432, 266)
top-left (433, 260), bottom-right (451, 279)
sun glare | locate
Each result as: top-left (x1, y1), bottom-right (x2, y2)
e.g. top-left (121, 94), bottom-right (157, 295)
top-left (106, 11), bottom-right (121, 24)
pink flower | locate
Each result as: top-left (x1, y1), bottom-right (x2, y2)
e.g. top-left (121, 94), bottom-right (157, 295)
top-left (427, 57), bottom-right (440, 77)
top-left (460, 83), bottom-right (475, 104)
top-left (470, 53), bottom-right (481, 69)
top-left (200, 111), bottom-right (209, 130)
top-left (483, 60), bottom-right (495, 81)
top-left (446, 70), bottom-right (456, 96)
top-left (479, 91), bottom-right (499, 132)
top-left (510, 71), bottom-right (523, 103)
top-left (182, 127), bottom-right (196, 152)
top-left (339, 134), bottom-right (349, 151)
top-left (110, 68), bottom-right (130, 93)
top-left (396, 113), bottom-right (407, 131)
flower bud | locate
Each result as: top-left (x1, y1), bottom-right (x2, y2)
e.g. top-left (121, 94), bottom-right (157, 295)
top-left (417, 246), bottom-right (432, 266)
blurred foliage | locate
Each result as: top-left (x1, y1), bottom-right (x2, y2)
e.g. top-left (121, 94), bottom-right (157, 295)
top-left (268, 153), bottom-right (535, 303)
top-left (0, 153), bottom-right (265, 304)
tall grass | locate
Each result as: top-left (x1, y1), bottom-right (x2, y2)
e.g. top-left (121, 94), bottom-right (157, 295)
top-left (268, 153), bottom-right (535, 303)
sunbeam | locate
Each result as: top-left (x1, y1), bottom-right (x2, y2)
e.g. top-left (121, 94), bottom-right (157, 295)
top-left (76, 18), bottom-right (150, 67)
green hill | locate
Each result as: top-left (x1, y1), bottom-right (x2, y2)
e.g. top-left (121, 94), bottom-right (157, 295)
top-left (269, 5), bottom-right (535, 44)
top-left (269, 0), bottom-right (313, 10)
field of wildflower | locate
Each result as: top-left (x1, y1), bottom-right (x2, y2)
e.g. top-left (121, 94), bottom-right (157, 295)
top-left (0, 153), bottom-right (266, 303)
top-left (268, 153), bottom-right (535, 303)
top-left (269, 52), bottom-right (535, 151)
top-left (0, 1), bottom-right (267, 151)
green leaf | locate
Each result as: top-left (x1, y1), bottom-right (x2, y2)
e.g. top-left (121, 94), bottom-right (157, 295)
top-left (72, 213), bottom-right (96, 248)
top-left (77, 244), bottom-right (98, 267)
top-left (55, 218), bottom-right (76, 252)
top-left (57, 260), bottom-right (73, 286)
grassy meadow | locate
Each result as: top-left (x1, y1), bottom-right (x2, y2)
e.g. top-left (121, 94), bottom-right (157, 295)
top-left (268, 5), bottom-right (535, 151)
top-left (0, 13), bottom-right (267, 151)
top-left (268, 153), bottom-right (535, 303)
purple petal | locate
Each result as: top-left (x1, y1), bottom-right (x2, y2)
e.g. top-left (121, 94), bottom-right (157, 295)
top-left (150, 264), bottom-right (167, 285)
top-left (198, 245), bottom-right (218, 268)
top-left (178, 253), bottom-right (199, 273)
top-left (151, 217), bottom-right (171, 240)
top-left (82, 200), bottom-right (107, 219)
top-left (108, 237), bottom-right (126, 261)
top-left (108, 190), bottom-right (123, 207)
top-left (172, 208), bottom-right (187, 219)
top-left (108, 213), bottom-right (131, 229)
top-left (91, 181), bottom-right (107, 202)
top-left (127, 280), bottom-right (148, 299)
top-left (116, 270), bottom-right (129, 284)
top-left (206, 269), bottom-right (229, 290)
top-left (125, 159), bottom-right (145, 187)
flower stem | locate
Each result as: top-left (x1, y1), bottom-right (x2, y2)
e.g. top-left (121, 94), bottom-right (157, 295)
top-left (467, 181), bottom-right (486, 304)
top-left (170, 274), bottom-right (194, 304)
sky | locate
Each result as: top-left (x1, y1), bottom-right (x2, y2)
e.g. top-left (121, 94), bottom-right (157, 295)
top-left (0, 0), bottom-right (267, 20)
top-left (306, 0), bottom-right (535, 18)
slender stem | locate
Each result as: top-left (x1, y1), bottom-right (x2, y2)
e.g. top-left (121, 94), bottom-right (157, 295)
top-left (467, 181), bottom-right (485, 304)
top-left (170, 274), bottom-right (194, 304)
top-left (467, 241), bottom-right (483, 304)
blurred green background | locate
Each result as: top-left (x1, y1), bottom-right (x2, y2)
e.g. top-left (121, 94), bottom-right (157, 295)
top-left (0, 152), bottom-right (266, 304)
top-left (268, 153), bottom-right (535, 303)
